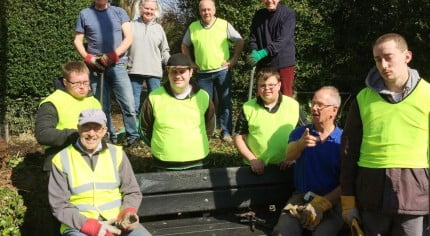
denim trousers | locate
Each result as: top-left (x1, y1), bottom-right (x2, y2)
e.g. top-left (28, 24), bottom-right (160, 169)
top-left (196, 68), bottom-right (232, 136)
top-left (90, 62), bottom-right (139, 144)
top-left (361, 211), bottom-right (425, 236)
top-left (63, 224), bottom-right (152, 236)
top-left (129, 74), bottom-right (161, 115)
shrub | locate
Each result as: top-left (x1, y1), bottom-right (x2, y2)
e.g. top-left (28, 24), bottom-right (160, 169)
top-left (0, 187), bottom-right (26, 236)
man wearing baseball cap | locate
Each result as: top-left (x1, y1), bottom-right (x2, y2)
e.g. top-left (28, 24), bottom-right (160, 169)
top-left (140, 53), bottom-right (215, 171)
top-left (48, 108), bottom-right (151, 235)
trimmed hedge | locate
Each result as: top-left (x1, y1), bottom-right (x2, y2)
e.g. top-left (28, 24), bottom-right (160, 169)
top-left (3, 0), bottom-right (92, 134)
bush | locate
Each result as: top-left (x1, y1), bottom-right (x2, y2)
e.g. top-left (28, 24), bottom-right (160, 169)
top-left (0, 187), bottom-right (26, 236)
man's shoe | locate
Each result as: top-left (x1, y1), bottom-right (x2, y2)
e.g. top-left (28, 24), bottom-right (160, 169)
top-left (221, 134), bottom-right (233, 143)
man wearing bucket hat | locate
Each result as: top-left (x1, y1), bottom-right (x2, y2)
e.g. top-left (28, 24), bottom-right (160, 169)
top-left (48, 108), bottom-right (151, 235)
top-left (139, 53), bottom-right (215, 171)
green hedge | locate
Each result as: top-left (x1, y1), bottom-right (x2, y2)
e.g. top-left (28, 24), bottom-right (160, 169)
top-left (0, 187), bottom-right (26, 235)
top-left (3, 0), bottom-right (93, 134)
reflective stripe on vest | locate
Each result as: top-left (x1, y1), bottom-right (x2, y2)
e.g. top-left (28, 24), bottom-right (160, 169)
top-left (357, 79), bottom-right (430, 168)
top-left (53, 144), bottom-right (123, 233)
top-left (149, 87), bottom-right (210, 162)
top-left (190, 18), bottom-right (229, 70)
top-left (243, 95), bottom-right (299, 165)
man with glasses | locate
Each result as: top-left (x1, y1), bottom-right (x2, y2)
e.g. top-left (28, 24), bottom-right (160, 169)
top-left (234, 67), bottom-right (299, 175)
top-left (272, 86), bottom-right (344, 235)
top-left (36, 61), bottom-right (101, 171)
top-left (139, 53), bottom-right (215, 171)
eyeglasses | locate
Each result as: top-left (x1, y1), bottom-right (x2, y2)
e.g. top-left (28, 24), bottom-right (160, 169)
top-left (66, 80), bottom-right (90, 88)
top-left (311, 103), bottom-right (336, 110)
top-left (258, 83), bottom-right (279, 89)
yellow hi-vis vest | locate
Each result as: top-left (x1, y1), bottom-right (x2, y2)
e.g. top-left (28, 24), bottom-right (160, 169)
top-left (52, 144), bottom-right (123, 233)
top-left (243, 95), bottom-right (299, 165)
top-left (40, 89), bottom-right (101, 130)
top-left (149, 87), bottom-right (210, 162)
top-left (357, 79), bottom-right (430, 168)
top-left (190, 18), bottom-right (229, 70)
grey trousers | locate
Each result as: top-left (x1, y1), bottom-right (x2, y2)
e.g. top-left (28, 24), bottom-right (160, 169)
top-left (361, 211), bottom-right (425, 236)
top-left (272, 202), bottom-right (344, 236)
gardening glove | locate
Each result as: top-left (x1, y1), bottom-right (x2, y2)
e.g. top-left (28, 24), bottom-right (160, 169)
top-left (116, 208), bottom-right (140, 232)
top-left (299, 195), bottom-right (332, 229)
top-left (80, 218), bottom-right (121, 236)
top-left (341, 195), bottom-right (360, 225)
top-left (283, 193), bottom-right (305, 219)
top-left (84, 54), bottom-right (105, 72)
top-left (246, 49), bottom-right (268, 67)
top-left (98, 51), bottom-right (120, 68)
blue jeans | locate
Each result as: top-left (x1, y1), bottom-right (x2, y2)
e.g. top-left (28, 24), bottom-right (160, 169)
top-left (90, 61), bottom-right (139, 144)
top-left (129, 74), bottom-right (161, 115)
top-left (63, 224), bottom-right (152, 236)
top-left (196, 69), bottom-right (232, 136)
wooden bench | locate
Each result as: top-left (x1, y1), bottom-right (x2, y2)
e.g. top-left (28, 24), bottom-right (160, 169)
top-left (134, 165), bottom-right (294, 235)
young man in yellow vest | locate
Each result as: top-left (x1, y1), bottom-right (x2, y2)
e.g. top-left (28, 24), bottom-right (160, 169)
top-left (234, 67), bottom-right (299, 175)
top-left (36, 61), bottom-right (101, 171)
top-left (181, 0), bottom-right (244, 143)
top-left (139, 53), bottom-right (215, 171)
top-left (341, 33), bottom-right (429, 235)
top-left (49, 108), bottom-right (151, 236)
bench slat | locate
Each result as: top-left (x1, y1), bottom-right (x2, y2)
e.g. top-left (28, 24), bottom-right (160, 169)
top-left (136, 166), bottom-right (293, 194)
top-left (139, 184), bottom-right (292, 217)
top-left (144, 217), bottom-right (268, 235)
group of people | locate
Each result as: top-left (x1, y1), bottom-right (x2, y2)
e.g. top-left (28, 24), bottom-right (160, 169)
top-left (33, 0), bottom-right (428, 235)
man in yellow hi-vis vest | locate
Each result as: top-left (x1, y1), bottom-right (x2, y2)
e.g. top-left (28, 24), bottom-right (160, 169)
top-left (48, 109), bottom-right (151, 236)
top-left (341, 33), bottom-right (429, 235)
top-left (35, 61), bottom-right (101, 171)
top-left (181, 0), bottom-right (244, 143)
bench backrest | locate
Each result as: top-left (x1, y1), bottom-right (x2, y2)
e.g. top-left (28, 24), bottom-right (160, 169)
top-left (135, 165), bottom-right (294, 217)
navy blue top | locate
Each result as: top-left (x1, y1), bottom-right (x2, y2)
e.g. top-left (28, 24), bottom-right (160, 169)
top-left (289, 124), bottom-right (342, 195)
top-left (249, 4), bottom-right (296, 69)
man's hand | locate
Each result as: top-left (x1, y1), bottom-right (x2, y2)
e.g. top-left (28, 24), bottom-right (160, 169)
top-left (283, 193), bottom-right (305, 219)
top-left (116, 208), bottom-right (140, 232)
top-left (249, 159), bottom-right (265, 175)
top-left (80, 218), bottom-right (121, 236)
top-left (341, 195), bottom-right (360, 225)
top-left (221, 59), bottom-right (237, 69)
top-left (279, 160), bottom-right (295, 170)
top-left (298, 128), bottom-right (320, 148)
top-left (299, 195), bottom-right (332, 229)
top-left (98, 51), bottom-right (120, 68)
top-left (84, 54), bottom-right (104, 72)
top-left (246, 49), bottom-right (268, 67)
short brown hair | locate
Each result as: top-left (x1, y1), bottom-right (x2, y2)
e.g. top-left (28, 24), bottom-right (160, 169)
top-left (256, 67), bottom-right (280, 83)
top-left (373, 33), bottom-right (408, 52)
top-left (62, 61), bottom-right (89, 80)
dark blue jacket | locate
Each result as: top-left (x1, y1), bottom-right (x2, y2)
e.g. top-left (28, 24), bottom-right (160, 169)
top-left (249, 4), bottom-right (295, 69)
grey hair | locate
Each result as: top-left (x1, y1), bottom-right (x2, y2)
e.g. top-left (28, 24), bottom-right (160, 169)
top-left (139, 0), bottom-right (162, 18)
top-left (318, 86), bottom-right (341, 107)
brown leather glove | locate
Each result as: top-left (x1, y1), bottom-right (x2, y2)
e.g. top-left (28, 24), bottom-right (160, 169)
top-left (299, 195), bottom-right (332, 229)
top-left (283, 193), bottom-right (305, 218)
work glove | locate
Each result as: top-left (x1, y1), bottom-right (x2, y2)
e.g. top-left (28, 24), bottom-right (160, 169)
top-left (98, 51), bottom-right (120, 68)
top-left (116, 208), bottom-right (140, 232)
top-left (299, 195), bottom-right (332, 230)
top-left (246, 49), bottom-right (268, 67)
top-left (341, 195), bottom-right (360, 225)
top-left (80, 218), bottom-right (121, 236)
top-left (283, 193), bottom-right (305, 219)
top-left (84, 54), bottom-right (105, 72)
